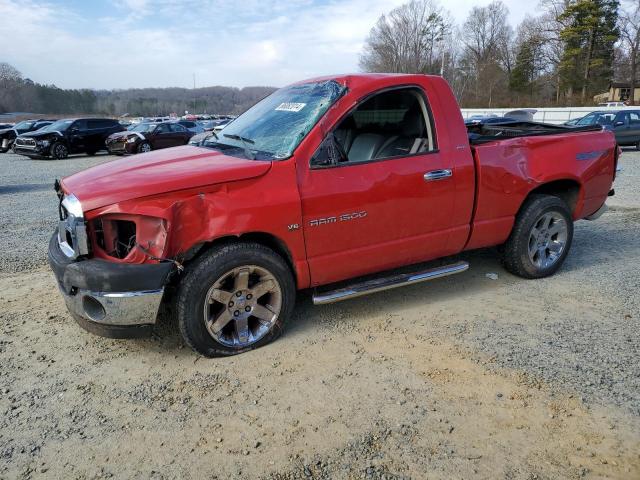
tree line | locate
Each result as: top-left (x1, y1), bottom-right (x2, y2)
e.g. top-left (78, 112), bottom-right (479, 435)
top-left (0, 62), bottom-right (275, 117)
top-left (360, 0), bottom-right (640, 107)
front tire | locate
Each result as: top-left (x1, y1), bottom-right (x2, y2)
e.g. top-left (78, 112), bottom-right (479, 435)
top-left (137, 141), bottom-right (151, 153)
top-left (177, 242), bottom-right (296, 357)
top-left (50, 142), bottom-right (68, 160)
top-left (502, 195), bottom-right (574, 279)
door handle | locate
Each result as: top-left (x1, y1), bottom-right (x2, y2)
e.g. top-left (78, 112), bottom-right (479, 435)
top-left (424, 169), bottom-right (452, 182)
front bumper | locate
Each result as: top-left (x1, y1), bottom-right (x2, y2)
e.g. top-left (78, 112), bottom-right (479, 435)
top-left (106, 141), bottom-right (135, 154)
top-left (48, 233), bottom-right (174, 338)
top-left (14, 144), bottom-right (48, 157)
top-left (1, 138), bottom-right (14, 150)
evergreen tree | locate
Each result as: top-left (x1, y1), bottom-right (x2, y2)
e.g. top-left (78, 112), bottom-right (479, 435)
top-left (558, 0), bottom-right (620, 103)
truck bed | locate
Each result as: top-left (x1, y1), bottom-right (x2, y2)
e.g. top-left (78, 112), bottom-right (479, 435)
top-left (467, 121), bottom-right (602, 145)
top-left (462, 125), bottom-right (616, 251)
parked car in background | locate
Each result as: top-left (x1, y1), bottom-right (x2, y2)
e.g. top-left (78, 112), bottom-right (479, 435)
top-left (0, 119), bottom-right (54, 153)
top-left (13, 118), bottom-right (124, 159)
top-left (176, 120), bottom-right (205, 134)
top-left (598, 102), bottom-right (627, 107)
top-left (564, 117), bottom-right (584, 126)
top-left (0, 123), bottom-right (13, 130)
top-left (464, 115), bottom-right (518, 126)
top-left (187, 130), bottom-right (215, 146)
top-left (106, 121), bottom-right (193, 154)
top-left (198, 120), bottom-right (218, 131)
top-left (572, 110), bottom-right (640, 149)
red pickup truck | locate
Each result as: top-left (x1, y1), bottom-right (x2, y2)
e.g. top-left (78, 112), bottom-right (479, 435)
top-left (49, 74), bottom-right (617, 357)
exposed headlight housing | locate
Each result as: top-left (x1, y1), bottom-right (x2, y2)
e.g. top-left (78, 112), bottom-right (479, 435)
top-left (91, 214), bottom-right (168, 262)
top-left (126, 136), bottom-right (137, 143)
top-left (38, 139), bottom-right (50, 147)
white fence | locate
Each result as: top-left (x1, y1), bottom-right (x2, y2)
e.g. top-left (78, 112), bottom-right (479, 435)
top-left (460, 106), bottom-right (639, 125)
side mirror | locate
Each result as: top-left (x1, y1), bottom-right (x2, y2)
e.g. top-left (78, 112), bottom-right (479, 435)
top-left (310, 134), bottom-right (347, 168)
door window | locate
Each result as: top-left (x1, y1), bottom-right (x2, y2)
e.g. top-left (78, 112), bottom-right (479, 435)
top-left (312, 88), bottom-right (435, 167)
top-left (156, 123), bottom-right (170, 133)
top-left (169, 123), bottom-right (187, 132)
top-left (72, 120), bottom-right (88, 131)
top-left (628, 112), bottom-right (640, 125)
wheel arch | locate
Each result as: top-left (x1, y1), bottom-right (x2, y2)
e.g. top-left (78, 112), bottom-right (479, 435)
top-left (522, 178), bottom-right (582, 217)
top-left (184, 231), bottom-right (299, 286)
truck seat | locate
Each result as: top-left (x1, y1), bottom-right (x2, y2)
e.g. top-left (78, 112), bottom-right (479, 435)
top-left (375, 108), bottom-right (427, 159)
top-left (347, 133), bottom-right (385, 163)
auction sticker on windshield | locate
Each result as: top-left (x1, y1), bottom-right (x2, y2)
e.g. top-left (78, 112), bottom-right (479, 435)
top-left (275, 103), bottom-right (306, 112)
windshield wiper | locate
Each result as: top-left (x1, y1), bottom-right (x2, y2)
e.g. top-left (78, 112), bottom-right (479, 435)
top-left (223, 133), bottom-right (255, 160)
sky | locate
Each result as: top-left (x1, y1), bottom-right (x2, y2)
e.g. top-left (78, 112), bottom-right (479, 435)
top-left (0, 0), bottom-right (539, 90)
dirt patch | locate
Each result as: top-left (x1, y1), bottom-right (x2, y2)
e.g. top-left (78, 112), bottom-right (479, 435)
top-left (0, 270), bottom-right (638, 479)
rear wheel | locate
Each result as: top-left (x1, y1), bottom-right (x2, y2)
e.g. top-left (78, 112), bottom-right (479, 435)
top-left (50, 142), bottom-right (68, 160)
top-left (177, 242), bottom-right (295, 357)
top-left (502, 195), bottom-right (574, 279)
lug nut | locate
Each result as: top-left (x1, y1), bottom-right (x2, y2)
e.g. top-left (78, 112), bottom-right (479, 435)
top-left (236, 292), bottom-right (242, 297)
top-left (234, 310), bottom-right (240, 317)
top-left (245, 306), bottom-right (251, 312)
top-left (246, 294), bottom-right (253, 300)
top-left (228, 301), bottom-right (234, 307)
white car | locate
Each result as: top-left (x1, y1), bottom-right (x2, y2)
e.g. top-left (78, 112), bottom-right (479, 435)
top-left (599, 102), bottom-right (627, 108)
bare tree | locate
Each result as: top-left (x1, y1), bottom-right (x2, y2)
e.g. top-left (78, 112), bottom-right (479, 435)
top-left (359, 0), bottom-right (452, 75)
top-left (619, 1), bottom-right (640, 104)
top-left (0, 62), bottom-right (21, 82)
top-left (462, 1), bottom-right (513, 106)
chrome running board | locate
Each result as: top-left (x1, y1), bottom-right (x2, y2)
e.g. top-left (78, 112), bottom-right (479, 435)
top-left (312, 261), bottom-right (469, 305)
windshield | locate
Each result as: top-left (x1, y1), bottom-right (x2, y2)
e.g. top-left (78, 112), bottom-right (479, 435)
top-left (14, 121), bottom-right (35, 131)
top-left (577, 113), bottom-right (616, 126)
top-left (42, 120), bottom-right (74, 132)
top-left (203, 80), bottom-right (346, 160)
top-left (131, 123), bottom-right (157, 133)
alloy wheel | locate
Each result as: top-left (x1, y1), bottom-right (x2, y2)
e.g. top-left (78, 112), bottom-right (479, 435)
top-left (203, 265), bottom-right (282, 347)
top-left (528, 211), bottom-right (568, 269)
top-left (54, 144), bottom-right (68, 159)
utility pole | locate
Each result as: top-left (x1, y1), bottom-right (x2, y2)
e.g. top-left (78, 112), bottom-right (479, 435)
top-left (193, 73), bottom-right (196, 115)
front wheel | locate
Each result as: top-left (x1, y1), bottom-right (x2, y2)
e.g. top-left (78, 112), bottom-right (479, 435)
top-left (50, 142), bottom-right (68, 160)
top-left (137, 141), bottom-right (151, 153)
top-left (177, 242), bottom-right (296, 357)
top-left (502, 195), bottom-right (574, 279)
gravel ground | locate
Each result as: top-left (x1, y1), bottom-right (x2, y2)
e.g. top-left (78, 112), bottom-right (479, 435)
top-left (0, 152), bottom-right (114, 273)
top-left (0, 149), bottom-right (639, 479)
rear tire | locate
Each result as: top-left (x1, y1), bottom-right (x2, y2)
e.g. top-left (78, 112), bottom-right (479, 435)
top-left (177, 242), bottom-right (295, 357)
top-left (502, 195), bottom-right (574, 279)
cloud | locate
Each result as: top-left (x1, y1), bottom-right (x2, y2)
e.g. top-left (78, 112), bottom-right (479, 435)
top-left (0, 0), bottom-right (540, 89)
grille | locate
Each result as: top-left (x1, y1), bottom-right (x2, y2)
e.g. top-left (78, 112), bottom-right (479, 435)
top-left (15, 137), bottom-right (36, 147)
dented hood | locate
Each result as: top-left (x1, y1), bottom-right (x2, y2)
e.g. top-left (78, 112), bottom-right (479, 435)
top-left (61, 145), bottom-right (272, 211)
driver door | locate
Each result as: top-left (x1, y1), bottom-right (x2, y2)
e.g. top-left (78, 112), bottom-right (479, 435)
top-left (299, 87), bottom-right (457, 286)
top-left (68, 120), bottom-right (87, 153)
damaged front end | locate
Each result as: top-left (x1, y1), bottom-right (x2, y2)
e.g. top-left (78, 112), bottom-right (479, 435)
top-left (49, 181), bottom-right (174, 338)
